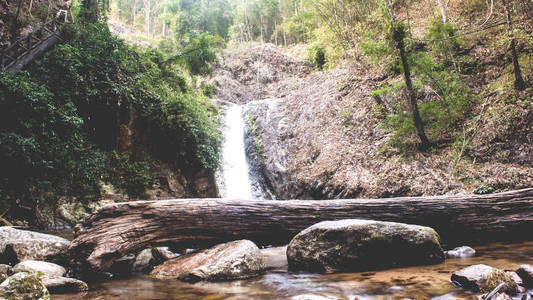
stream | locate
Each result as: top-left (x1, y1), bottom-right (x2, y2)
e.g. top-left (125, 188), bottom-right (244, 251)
top-left (54, 242), bottom-right (533, 299)
top-left (54, 105), bottom-right (532, 299)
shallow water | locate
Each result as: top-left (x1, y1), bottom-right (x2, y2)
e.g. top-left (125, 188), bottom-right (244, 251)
top-left (54, 241), bottom-right (533, 300)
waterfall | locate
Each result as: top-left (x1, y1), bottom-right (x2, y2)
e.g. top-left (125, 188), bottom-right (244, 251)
top-left (218, 105), bottom-right (254, 199)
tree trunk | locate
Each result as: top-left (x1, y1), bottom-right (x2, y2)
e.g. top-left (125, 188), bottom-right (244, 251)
top-left (436, 0), bottom-right (447, 23)
top-left (67, 188), bottom-right (533, 273)
top-left (144, 0), bottom-right (150, 35)
top-left (502, 0), bottom-right (526, 91)
top-left (132, 0), bottom-right (137, 25)
top-left (244, 0), bottom-right (252, 42)
top-left (385, 0), bottom-right (431, 150)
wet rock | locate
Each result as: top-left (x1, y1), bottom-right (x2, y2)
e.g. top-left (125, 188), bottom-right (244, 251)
top-left (13, 260), bottom-right (66, 277)
top-left (478, 293), bottom-right (513, 300)
top-left (0, 265), bottom-right (12, 283)
top-left (132, 247), bottom-right (176, 273)
top-left (244, 99), bottom-right (292, 199)
top-left (133, 249), bottom-right (155, 273)
top-left (517, 265), bottom-right (533, 287)
top-left (286, 219), bottom-right (444, 273)
top-left (40, 276), bottom-right (88, 294)
top-left (452, 265), bottom-right (518, 294)
top-left (0, 272), bottom-right (50, 300)
top-left (451, 264), bottom-right (495, 292)
top-left (110, 254), bottom-right (135, 276)
top-left (150, 240), bottom-right (266, 282)
top-left (152, 247), bottom-right (177, 263)
top-left (445, 246), bottom-right (476, 258)
top-left (483, 269), bottom-right (519, 295)
top-left (0, 227), bottom-right (70, 264)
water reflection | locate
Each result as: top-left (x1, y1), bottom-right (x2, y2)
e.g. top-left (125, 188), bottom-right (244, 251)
top-left (53, 242), bottom-right (533, 300)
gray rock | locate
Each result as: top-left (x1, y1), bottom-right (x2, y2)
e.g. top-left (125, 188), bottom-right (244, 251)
top-left (451, 264), bottom-right (518, 295)
top-left (243, 99), bottom-right (291, 199)
top-left (0, 265), bottom-right (12, 283)
top-left (451, 264), bottom-right (495, 292)
top-left (150, 240), bottom-right (266, 282)
top-left (286, 219), bottom-right (444, 273)
top-left (517, 264), bottom-right (533, 287)
top-left (0, 272), bottom-right (50, 300)
top-left (151, 247), bottom-right (177, 264)
top-left (133, 249), bottom-right (155, 273)
top-left (0, 227), bottom-right (70, 264)
top-left (40, 276), bottom-right (88, 294)
top-left (13, 261), bottom-right (66, 277)
top-left (445, 246), bottom-right (476, 258)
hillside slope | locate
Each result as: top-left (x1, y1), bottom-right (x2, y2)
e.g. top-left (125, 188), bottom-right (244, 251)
top-left (211, 44), bottom-right (532, 199)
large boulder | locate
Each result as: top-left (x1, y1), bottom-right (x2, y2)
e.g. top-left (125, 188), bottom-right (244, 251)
top-left (40, 276), bottom-right (88, 294)
top-left (150, 240), bottom-right (266, 282)
top-left (286, 219), bottom-right (444, 273)
top-left (13, 261), bottom-right (66, 277)
top-left (517, 264), bottom-right (533, 287)
top-left (0, 227), bottom-right (70, 264)
top-left (0, 272), bottom-right (50, 300)
top-left (451, 265), bottom-right (518, 294)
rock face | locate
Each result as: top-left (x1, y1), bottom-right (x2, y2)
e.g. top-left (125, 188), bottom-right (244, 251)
top-left (0, 227), bottom-right (70, 264)
top-left (13, 261), bottom-right (66, 277)
top-left (517, 264), bottom-right (533, 287)
top-left (0, 272), bottom-right (50, 300)
top-left (40, 276), bottom-right (88, 294)
top-left (150, 240), bottom-right (266, 282)
top-left (286, 219), bottom-right (444, 273)
top-left (244, 99), bottom-right (292, 199)
top-left (445, 246), bottom-right (476, 258)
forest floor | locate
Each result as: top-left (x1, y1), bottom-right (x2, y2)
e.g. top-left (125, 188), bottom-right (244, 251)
top-left (211, 43), bottom-right (532, 199)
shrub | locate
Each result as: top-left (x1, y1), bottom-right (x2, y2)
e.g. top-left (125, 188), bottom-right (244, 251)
top-left (307, 42), bottom-right (327, 70)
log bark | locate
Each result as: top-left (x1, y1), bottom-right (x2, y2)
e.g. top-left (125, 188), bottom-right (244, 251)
top-left (67, 188), bottom-right (533, 273)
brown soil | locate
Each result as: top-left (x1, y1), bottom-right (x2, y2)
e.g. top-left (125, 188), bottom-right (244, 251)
top-left (211, 43), bottom-right (532, 199)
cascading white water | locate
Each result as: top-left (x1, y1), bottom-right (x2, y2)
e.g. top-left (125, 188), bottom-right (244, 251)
top-left (218, 105), bottom-right (254, 199)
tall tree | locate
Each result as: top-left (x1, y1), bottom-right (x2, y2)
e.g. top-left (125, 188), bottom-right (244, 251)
top-left (384, 0), bottom-right (431, 150)
top-left (144, 0), bottom-right (150, 35)
top-left (501, 0), bottom-right (526, 91)
top-left (436, 0), bottom-right (447, 23)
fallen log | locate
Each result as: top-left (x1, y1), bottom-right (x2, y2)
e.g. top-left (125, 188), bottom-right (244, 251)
top-left (67, 188), bottom-right (533, 272)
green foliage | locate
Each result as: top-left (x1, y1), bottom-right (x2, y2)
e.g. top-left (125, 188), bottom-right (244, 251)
top-left (369, 39), bottom-right (474, 152)
top-left (0, 21), bottom-right (221, 216)
top-left (0, 72), bottom-right (106, 212)
top-left (175, 33), bottom-right (224, 75)
top-left (426, 19), bottom-right (462, 68)
top-left (473, 184), bottom-right (495, 195)
top-left (307, 42), bottom-right (327, 70)
top-left (200, 82), bottom-right (215, 97)
top-left (106, 152), bottom-right (153, 198)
